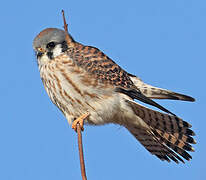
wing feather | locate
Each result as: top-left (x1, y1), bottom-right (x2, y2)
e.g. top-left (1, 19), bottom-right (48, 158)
top-left (129, 74), bottom-right (195, 102)
top-left (67, 43), bottom-right (176, 115)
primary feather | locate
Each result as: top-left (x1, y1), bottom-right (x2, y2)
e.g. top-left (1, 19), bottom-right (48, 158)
top-left (129, 74), bottom-right (195, 102)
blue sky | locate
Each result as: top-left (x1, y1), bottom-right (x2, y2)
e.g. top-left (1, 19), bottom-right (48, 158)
top-left (0, 0), bottom-right (205, 179)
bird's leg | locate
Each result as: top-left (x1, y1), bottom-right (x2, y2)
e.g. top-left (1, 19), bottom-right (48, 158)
top-left (72, 112), bottom-right (90, 132)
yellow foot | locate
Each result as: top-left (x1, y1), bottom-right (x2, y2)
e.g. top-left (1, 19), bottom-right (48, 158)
top-left (72, 112), bottom-right (90, 132)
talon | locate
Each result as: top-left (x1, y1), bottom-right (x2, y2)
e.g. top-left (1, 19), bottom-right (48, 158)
top-left (72, 112), bottom-right (90, 132)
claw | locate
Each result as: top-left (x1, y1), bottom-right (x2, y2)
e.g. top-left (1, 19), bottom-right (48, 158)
top-left (72, 112), bottom-right (90, 132)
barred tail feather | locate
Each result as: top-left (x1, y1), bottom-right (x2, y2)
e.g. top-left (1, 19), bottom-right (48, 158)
top-left (126, 126), bottom-right (185, 163)
top-left (126, 99), bottom-right (195, 137)
top-left (124, 99), bottom-right (196, 163)
top-left (152, 129), bottom-right (193, 160)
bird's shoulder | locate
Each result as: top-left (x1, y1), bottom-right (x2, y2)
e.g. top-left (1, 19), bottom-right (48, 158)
top-left (66, 42), bottom-right (135, 89)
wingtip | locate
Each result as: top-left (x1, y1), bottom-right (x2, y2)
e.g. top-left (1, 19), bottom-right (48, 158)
top-left (181, 95), bottom-right (195, 102)
top-left (188, 96), bottom-right (195, 102)
top-left (170, 92), bottom-right (195, 102)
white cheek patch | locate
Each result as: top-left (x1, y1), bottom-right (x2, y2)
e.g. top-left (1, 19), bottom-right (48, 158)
top-left (52, 44), bottom-right (63, 58)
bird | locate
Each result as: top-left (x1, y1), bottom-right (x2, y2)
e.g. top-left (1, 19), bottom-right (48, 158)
top-left (33, 26), bottom-right (196, 164)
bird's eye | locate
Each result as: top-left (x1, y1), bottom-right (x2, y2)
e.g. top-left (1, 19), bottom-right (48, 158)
top-left (46, 42), bottom-right (56, 49)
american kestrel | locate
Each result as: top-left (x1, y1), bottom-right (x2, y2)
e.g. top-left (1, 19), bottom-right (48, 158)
top-left (33, 27), bottom-right (196, 163)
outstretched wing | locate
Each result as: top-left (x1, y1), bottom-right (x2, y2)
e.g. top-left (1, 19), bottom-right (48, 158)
top-left (67, 43), bottom-right (175, 115)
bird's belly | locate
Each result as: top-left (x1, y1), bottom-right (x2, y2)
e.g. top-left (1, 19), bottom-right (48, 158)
top-left (63, 87), bottom-right (121, 126)
top-left (42, 66), bottom-right (121, 126)
top-left (53, 84), bottom-right (120, 126)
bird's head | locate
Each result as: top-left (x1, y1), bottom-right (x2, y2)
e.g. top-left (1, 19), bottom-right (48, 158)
top-left (33, 28), bottom-right (74, 63)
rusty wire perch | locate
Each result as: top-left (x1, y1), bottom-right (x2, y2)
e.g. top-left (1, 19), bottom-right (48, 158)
top-left (61, 10), bottom-right (88, 180)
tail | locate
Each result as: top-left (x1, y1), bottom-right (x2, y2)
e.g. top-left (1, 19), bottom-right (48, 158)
top-left (124, 99), bottom-right (196, 163)
top-left (129, 74), bottom-right (195, 102)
